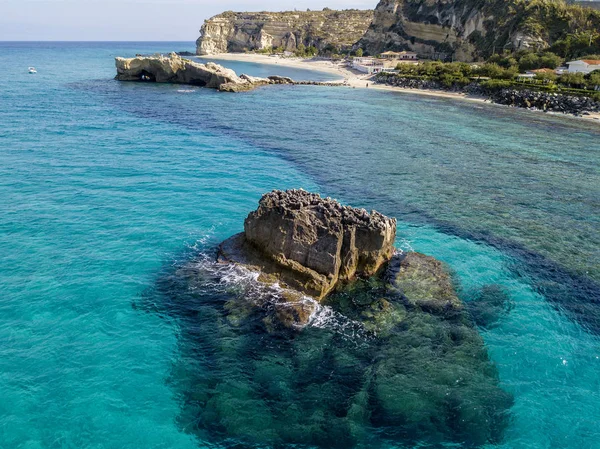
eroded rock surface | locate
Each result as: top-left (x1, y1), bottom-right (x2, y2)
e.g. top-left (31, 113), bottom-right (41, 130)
top-left (220, 189), bottom-right (397, 299)
top-left (114, 54), bottom-right (314, 92)
top-left (115, 53), bottom-right (244, 88)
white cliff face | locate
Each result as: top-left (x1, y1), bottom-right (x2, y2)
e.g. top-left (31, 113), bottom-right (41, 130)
top-left (196, 1), bottom-right (599, 61)
top-left (196, 10), bottom-right (374, 55)
top-left (196, 18), bottom-right (230, 54)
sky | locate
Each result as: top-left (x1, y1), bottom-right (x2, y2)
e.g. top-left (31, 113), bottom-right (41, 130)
top-left (0, 0), bottom-right (378, 41)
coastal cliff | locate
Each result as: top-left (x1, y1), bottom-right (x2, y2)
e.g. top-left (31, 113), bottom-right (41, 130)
top-left (196, 9), bottom-right (373, 55)
top-left (359, 0), bottom-right (600, 61)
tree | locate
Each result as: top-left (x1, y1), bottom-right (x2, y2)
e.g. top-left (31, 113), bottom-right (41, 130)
top-left (518, 52), bottom-right (541, 71)
top-left (560, 72), bottom-right (586, 87)
top-left (355, 48), bottom-right (363, 57)
top-left (477, 63), bottom-right (517, 80)
top-left (295, 43), bottom-right (306, 57)
top-left (306, 46), bottom-right (318, 57)
top-left (587, 70), bottom-right (600, 88)
top-left (539, 52), bottom-right (562, 69)
top-left (535, 72), bottom-right (557, 83)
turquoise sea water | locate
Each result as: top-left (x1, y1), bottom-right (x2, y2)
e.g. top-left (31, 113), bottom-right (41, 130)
top-left (1, 42), bottom-right (599, 449)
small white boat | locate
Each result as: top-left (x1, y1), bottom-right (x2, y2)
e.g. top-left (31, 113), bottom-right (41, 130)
top-left (28, 67), bottom-right (37, 74)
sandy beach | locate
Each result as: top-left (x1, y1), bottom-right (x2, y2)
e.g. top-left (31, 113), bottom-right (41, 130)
top-left (203, 53), bottom-right (600, 123)
top-left (202, 53), bottom-right (487, 104)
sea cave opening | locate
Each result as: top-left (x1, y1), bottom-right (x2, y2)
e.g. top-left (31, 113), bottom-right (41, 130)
top-left (139, 70), bottom-right (156, 82)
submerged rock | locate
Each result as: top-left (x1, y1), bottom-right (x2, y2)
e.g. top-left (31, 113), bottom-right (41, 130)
top-left (151, 241), bottom-right (513, 447)
top-left (219, 189), bottom-right (397, 301)
top-left (142, 190), bottom-right (514, 447)
top-left (467, 284), bottom-right (514, 328)
top-left (390, 252), bottom-right (463, 314)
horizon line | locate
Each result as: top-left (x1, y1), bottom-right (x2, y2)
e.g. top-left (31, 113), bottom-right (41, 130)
top-left (0, 40), bottom-right (196, 43)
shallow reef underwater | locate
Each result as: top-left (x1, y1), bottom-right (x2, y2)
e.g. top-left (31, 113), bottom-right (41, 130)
top-left (140, 246), bottom-right (514, 449)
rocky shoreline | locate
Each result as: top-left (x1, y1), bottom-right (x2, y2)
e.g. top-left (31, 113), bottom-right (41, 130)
top-left (113, 53), bottom-right (600, 119)
top-left (114, 53), bottom-right (344, 92)
top-left (375, 75), bottom-right (600, 117)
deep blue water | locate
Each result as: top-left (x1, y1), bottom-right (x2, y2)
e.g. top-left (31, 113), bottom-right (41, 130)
top-left (1, 42), bottom-right (600, 449)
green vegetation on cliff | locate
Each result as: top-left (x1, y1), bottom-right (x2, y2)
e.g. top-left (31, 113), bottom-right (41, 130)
top-left (360, 0), bottom-right (600, 61)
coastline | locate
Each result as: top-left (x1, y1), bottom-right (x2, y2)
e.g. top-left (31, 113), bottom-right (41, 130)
top-left (201, 53), bottom-right (600, 124)
top-left (201, 53), bottom-right (488, 103)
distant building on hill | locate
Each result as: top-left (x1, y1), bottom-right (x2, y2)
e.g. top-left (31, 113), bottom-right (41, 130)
top-left (379, 51), bottom-right (418, 61)
top-left (566, 59), bottom-right (600, 74)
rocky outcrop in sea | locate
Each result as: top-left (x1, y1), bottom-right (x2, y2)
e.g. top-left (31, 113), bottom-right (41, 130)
top-left (153, 189), bottom-right (513, 447)
top-left (115, 53), bottom-right (246, 88)
top-left (114, 53), bottom-right (343, 92)
top-left (220, 189), bottom-right (397, 300)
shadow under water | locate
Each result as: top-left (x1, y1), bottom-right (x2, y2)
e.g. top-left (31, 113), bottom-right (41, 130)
top-left (140, 248), bottom-right (513, 449)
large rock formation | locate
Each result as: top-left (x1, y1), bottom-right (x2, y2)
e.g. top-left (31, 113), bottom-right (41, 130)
top-left (157, 205), bottom-right (513, 447)
top-left (219, 190), bottom-right (397, 299)
top-left (115, 53), bottom-right (244, 87)
top-left (196, 9), bottom-right (374, 55)
top-left (114, 53), bottom-right (297, 91)
top-left (359, 0), bottom-right (600, 61)
top-left (150, 190), bottom-right (513, 445)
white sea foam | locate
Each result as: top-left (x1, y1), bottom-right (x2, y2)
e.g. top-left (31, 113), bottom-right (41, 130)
top-left (396, 238), bottom-right (414, 255)
top-left (184, 251), bottom-right (369, 338)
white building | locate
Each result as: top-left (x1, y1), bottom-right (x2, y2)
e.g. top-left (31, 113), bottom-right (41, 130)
top-left (566, 59), bottom-right (600, 74)
top-left (352, 57), bottom-right (385, 74)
